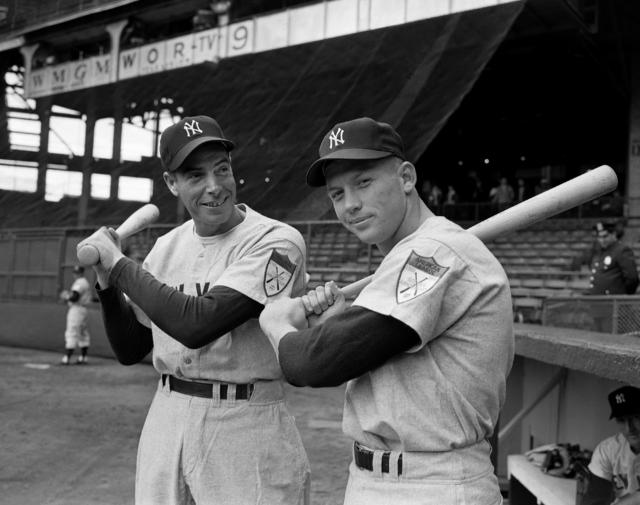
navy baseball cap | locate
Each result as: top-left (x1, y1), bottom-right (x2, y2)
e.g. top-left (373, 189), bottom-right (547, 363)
top-left (306, 117), bottom-right (406, 187)
top-left (159, 115), bottom-right (235, 172)
top-left (608, 386), bottom-right (640, 419)
top-left (594, 221), bottom-right (616, 235)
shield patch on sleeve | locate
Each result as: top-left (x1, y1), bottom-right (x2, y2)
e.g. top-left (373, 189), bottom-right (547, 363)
top-left (264, 250), bottom-right (297, 297)
top-left (396, 251), bottom-right (449, 303)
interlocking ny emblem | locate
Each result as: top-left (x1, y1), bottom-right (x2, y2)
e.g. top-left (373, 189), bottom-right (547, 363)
top-left (183, 120), bottom-right (203, 137)
top-left (328, 127), bottom-right (345, 149)
top-left (396, 251), bottom-right (449, 303)
top-left (616, 393), bottom-right (626, 404)
top-left (264, 250), bottom-right (296, 297)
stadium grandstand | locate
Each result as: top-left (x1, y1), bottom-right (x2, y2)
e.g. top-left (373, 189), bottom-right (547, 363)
top-left (1, 0), bottom-right (640, 502)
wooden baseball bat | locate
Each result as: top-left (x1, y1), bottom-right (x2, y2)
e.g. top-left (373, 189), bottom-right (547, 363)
top-left (76, 203), bottom-right (160, 266)
top-left (341, 165), bottom-right (618, 299)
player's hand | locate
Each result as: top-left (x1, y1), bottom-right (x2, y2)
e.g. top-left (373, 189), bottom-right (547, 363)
top-left (59, 289), bottom-right (71, 303)
top-left (301, 281), bottom-right (347, 327)
top-left (77, 227), bottom-right (124, 271)
top-left (259, 297), bottom-right (308, 352)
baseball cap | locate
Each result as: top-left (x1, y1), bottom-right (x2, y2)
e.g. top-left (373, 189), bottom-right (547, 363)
top-left (159, 115), bottom-right (235, 172)
top-left (608, 385), bottom-right (640, 419)
top-left (306, 117), bottom-right (406, 187)
top-left (594, 221), bottom-right (616, 235)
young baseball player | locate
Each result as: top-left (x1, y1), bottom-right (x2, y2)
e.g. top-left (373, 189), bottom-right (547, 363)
top-left (60, 265), bottom-right (92, 365)
top-left (259, 117), bottom-right (514, 505)
top-left (79, 116), bottom-right (310, 505)
top-left (582, 385), bottom-right (640, 505)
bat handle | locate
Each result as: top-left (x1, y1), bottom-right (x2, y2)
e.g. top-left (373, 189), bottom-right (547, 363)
top-left (77, 243), bottom-right (101, 266)
top-left (340, 275), bottom-right (372, 299)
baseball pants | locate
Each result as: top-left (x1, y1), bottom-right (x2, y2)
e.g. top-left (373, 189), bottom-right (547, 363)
top-left (343, 440), bottom-right (502, 505)
top-left (135, 378), bottom-right (310, 505)
top-left (64, 305), bottom-right (90, 348)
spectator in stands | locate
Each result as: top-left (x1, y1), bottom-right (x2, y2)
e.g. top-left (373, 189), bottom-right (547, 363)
top-left (585, 221), bottom-right (639, 296)
top-left (582, 385), bottom-right (640, 505)
top-left (60, 265), bottom-right (92, 365)
top-left (428, 183), bottom-right (443, 209)
top-left (445, 184), bottom-right (458, 206)
top-left (534, 177), bottom-right (550, 195)
top-left (490, 177), bottom-right (514, 211)
top-left (516, 178), bottom-right (527, 203)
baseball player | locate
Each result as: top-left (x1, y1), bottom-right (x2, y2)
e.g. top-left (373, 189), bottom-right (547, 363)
top-left (60, 265), bottom-right (92, 365)
top-left (259, 117), bottom-right (514, 505)
top-left (79, 116), bottom-right (310, 505)
top-left (583, 386), bottom-right (640, 505)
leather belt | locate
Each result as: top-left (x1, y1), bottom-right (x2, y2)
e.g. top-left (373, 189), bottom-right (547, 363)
top-left (354, 442), bottom-right (403, 475)
top-left (162, 374), bottom-right (254, 400)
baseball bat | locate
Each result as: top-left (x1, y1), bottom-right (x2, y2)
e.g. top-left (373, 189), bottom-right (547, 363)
top-left (76, 203), bottom-right (160, 266)
top-left (341, 164), bottom-right (618, 299)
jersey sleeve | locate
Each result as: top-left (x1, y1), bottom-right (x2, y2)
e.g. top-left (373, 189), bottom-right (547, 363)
top-left (588, 440), bottom-right (614, 481)
top-left (216, 230), bottom-right (307, 303)
top-left (352, 239), bottom-right (479, 351)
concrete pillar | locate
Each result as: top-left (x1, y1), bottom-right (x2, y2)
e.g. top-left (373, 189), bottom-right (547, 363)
top-left (78, 97), bottom-right (96, 226)
top-left (35, 96), bottom-right (51, 197)
top-left (627, 55), bottom-right (640, 239)
top-left (105, 20), bottom-right (128, 81)
top-left (110, 89), bottom-right (123, 200)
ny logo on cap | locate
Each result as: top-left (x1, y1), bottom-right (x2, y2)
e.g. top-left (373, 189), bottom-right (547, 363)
top-left (616, 393), bottom-right (626, 404)
top-left (328, 127), bottom-right (345, 149)
top-left (183, 120), bottom-right (203, 138)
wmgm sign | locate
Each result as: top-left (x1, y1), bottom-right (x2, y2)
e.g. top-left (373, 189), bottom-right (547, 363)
top-left (27, 55), bottom-right (113, 97)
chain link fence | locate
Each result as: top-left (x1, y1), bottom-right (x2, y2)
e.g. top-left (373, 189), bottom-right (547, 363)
top-left (542, 296), bottom-right (640, 335)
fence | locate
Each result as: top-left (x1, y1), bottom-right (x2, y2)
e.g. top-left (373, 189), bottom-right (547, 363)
top-left (0, 220), bottom-right (359, 301)
top-left (542, 295), bottom-right (640, 335)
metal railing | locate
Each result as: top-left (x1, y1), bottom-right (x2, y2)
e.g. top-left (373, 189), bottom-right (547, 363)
top-left (542, 295), bottom-right (640, 335)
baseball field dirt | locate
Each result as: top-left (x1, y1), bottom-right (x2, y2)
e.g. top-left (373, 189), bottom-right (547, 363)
top-left (0, 346), bottom-right (351, 505)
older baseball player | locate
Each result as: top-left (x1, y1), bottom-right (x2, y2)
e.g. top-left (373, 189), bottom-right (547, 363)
top-left (60, 265), bottom-right (92, 365)
top-left (583, 386), bottom-right (640, 505)
top-left (79, 116), bottom-right (310, 505)
top-left (259, 117), bottom-right (514, 505)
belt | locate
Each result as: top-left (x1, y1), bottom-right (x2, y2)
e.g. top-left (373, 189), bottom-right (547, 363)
top-left (354, 442), bottom-right (403, 475)
top-left (162, 374), bottom-right (254, 400)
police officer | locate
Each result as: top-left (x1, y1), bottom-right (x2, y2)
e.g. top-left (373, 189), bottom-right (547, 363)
top-left (587, 221), bottom-right (638, 296)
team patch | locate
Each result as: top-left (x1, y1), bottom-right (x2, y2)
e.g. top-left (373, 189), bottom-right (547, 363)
top-left (264, 250), bottom-right (296, 297)
top-left (396, 251), bottom-right (449, 303)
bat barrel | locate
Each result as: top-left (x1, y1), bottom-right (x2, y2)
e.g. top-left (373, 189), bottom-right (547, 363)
top-left (467, 165), bottom-right (617, 243)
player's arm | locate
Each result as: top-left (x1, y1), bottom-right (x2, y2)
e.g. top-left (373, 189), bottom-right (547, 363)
top-left (109, 258), bottom-right (263, 348)
top-left (580, 471), bottom-right (616, 505)
top-left (96, 284), bottom-right (153, 365)
top-left (618, 246), bottom-right (639, 294)
top-left (260, 290), bottom-right (419, 387)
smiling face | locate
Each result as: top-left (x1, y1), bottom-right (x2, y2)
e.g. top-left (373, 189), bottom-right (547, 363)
top-left (163, 142), bottom-right (242, 236)
top-left (616, 414), bottom-right (640, 453)
top-left (325, 156), bottom-right (413, 250)
top-left (597, 229), bottom-right (617, 249)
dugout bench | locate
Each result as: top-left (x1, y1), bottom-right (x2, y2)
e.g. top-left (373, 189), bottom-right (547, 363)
top-left (508, 455), bottom-right (577, 505)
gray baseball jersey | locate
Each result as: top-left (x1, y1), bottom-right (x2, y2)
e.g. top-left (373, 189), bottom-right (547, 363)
top-left (136, 204), bottom-right (307, 383)
top-left (347, 216), bottom-right (514, 452)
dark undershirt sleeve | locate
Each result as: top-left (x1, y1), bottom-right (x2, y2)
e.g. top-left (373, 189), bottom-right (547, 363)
top-left (97, 285), bottom-right (153, 365)
top-left (67, 290), bottom-right (80, 303)
top-left (581, 471), bottom-right (615, 505)
top-left (278, 306), bottom-right (420, 387)
top-left (108, 258), bottom-right (264, 349)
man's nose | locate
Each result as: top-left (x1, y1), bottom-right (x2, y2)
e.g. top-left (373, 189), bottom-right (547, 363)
top-left (343, 189), bottom-right (362, 212)
top-left (205, 173), bottom-right (222, 193)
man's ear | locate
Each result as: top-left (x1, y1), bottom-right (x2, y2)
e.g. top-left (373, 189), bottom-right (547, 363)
top-left (399, 161), bottom-right (417, 193)
top-left (163, 171), bottom-right (179, 197)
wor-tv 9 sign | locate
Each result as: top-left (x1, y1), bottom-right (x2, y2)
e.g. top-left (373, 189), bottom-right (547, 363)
top-left (25, 20), bottom-right (254, 98)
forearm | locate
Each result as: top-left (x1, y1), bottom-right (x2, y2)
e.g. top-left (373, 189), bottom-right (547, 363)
top-left (278, 307), bottom-right (419, 387)
top-left (97, 285), bottom-right (153, 365)
top-left (109, 258), bottom-right (263, 348)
